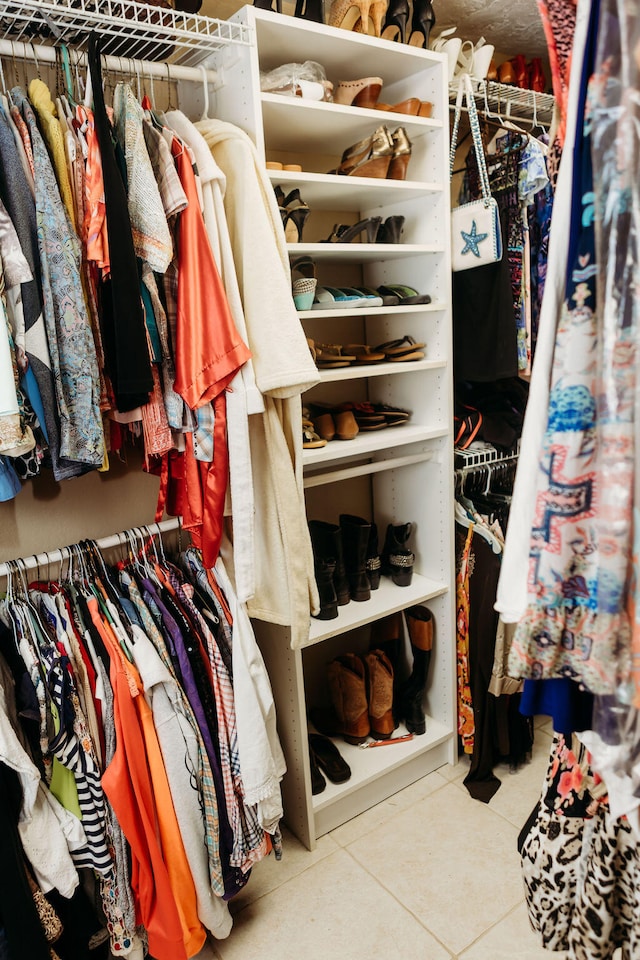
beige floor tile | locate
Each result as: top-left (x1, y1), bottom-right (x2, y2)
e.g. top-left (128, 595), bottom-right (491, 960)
top-left (435, 754), bottom-right (471, 782)
top-left (228, 825), bottom-right (339, 913)
top-left (474, 729), bottom-right (551, 829)
top-left (347, 783), bottom-right (522, 955)
top-left (216, 849), bottom-right (452, 960)
top-left (330, 770), bottom-right (448, 846)
top-left (459, 903), bottom-right (567, 960)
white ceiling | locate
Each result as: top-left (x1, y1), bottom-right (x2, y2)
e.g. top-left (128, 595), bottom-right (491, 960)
top-left (202, 0), bottom-right (548, 58)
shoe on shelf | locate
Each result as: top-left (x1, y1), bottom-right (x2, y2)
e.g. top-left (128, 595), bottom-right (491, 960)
top-left (294, 0), bottom-right (323, 22)
top-left (381, 0), bottom-right (409, 42)
top-left (275, 186), bottom-right (310, 242)
top-left (312, 285), bottom-right (369, 309)
top-left (470, 39), bottom-right (495, 81)
top-left (377, 214), bottom-right (405, 243)
top-left (309, 519), bottom-right (350, 604)
top-left (308, 734), bottom-right (351, 783)
top-left (511, 53), bottom-right (528, 88)
top-left (381, 521), bottom-right (415, 586)
top-left (430, 27), bottom-right (462, 83)
top-left (396, 605), bottom-right (434, 735)
top-left (312, 555), bottom-right (338, 619)
top-left (376, 97), bottom-right (433, 117)
top-left (528, 57), bottom-right (545, 92)
top-left (364, 649), bottom-right (395, 739)
top-left (366, 522), bottom-right (381, 589)
top-left (342, 289), bottom-right (383, 307)
top-left (310, 654), bottom-right (371, 744)
top-left (374, 334), bottom-right (425, 360)
top-left (352, 286), bottom-right (393, 304)
top-left (333, 76), bottom-right (384, 108)
top-left (314, 342), bottom-right (357, 367)
top-left (328, 0), bottom-right (375, 33)
top-left (408, 0), bottom-right (435, 48)
top-left (370, 402), bottom-right (412, 425)
top-left (376, 283), bottom-right (431, 305)
top-left (308, 742), bottom-right (327, 794)
top-left (309, 403), bottom-right (360, 440)
top-left (340, 514), bottom-right (372, 602)
top-left (350, 401), bottom-right (387, 431)
top-left (498, 59), bottom-right (516, 85)
top-left (486, 58), bottom-right (498, 82)
top-left (388, 126), bottom-right (412, 180)
top-left (302, 409), bottom-right (327, 449)
top-left (291, 255), bottom-right (317, 310)
top-left (343, 343), bottom-right (386, 363)
top-left (331, 125), bottom-right (394, 178)
top-left (267, 161), bottom-right (304, 171)
top-left (323, 216), bottom-right (382, 243)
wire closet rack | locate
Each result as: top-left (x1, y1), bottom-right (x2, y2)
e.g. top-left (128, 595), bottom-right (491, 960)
top-left (449, 78), bottom-right (555, 128)
top-left (0, 0), bottom-right (253, 68)
top-left (454, 440), bottom-right (520, 471)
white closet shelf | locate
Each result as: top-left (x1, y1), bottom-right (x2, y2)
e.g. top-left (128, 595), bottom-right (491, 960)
top-left (302, 424), bottom-right (448, 466)
top-left (289, 242), bottom-right (443, 262)
top-left (253, 7), bottom-right (446, 86)
top-left (306, 573), bottom-right (449, 647)
top-left (310, 717), bottom-right (451, 813)
top-left (268, 169), bottom-right (442, 210)
top-left (298, 302), bottom-right (445, 319)
top-left (316, 359), bottom-right (446, 383)
top-left (262, 94), bottom-right (441, 153)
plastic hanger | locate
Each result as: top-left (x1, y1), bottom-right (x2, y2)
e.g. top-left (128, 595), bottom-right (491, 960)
top-left (198, 64), bottom-right (210, 121)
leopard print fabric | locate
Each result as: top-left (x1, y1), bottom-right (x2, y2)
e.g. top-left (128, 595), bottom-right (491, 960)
top-left (520, 734), bottom-right (640, 958)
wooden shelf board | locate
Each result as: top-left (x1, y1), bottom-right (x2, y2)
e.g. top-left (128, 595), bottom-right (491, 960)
top-left (302, 424), bottom-right (447, 466)
top-left (305, 572), bottom-right (449, 647)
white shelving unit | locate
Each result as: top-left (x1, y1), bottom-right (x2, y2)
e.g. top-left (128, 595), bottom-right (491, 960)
top-left (215, 6), bottom-right (456, 850)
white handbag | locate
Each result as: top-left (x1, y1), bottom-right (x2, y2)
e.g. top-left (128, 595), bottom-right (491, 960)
top-left (450, 75), bottom-right (502, 272)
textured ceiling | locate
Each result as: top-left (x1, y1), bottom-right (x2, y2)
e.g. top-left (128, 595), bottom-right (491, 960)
top-left (201, 0), bottom-right (548, 59)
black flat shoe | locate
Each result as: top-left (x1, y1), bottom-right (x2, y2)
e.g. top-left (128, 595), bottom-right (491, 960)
top-left (309, 733), bottom-right (352, 783)
top-left (309, 742), bottom-right (327, 794)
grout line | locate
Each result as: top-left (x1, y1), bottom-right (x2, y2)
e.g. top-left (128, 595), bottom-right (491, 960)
top-left (455, 900), bottom-right (526, 958)
top-left (343, 845), bottom-right (455, 958)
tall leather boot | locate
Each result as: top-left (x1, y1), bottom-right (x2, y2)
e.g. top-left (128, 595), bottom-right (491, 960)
top-left (312, 557), bottom-right (338, 620)
top-left (397, 605), bottom-right (433, 735)
top-left (309, 520), bottom-right (350, 605)
top-left (363, 649), bottom-right (395, 740)
top-left (366, 522), bottom-right (381, 590)
top-left (326, 653), bottom-right (370, 744)
top-left (370, 612), bottom-right (403, 725)
top-left (339, 514), bottom-right (371, 602)
top-left (381, 522), bottom-right (415, 586)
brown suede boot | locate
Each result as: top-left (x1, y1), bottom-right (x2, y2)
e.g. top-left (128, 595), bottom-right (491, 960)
top-left (326, 653), bottom-right (370, 744)
top-left (364, 649), bottom-right (395, 740)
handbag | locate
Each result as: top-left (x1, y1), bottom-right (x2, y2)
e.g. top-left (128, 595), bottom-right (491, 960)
top-left (450, 75), bottom-right (502, 272)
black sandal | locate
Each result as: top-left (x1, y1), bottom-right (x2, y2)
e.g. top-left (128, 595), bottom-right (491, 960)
top-left (309, 733), bottom-right (352, 783)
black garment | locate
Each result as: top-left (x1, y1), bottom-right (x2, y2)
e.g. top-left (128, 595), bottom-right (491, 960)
top-left (87, 34), bottom-right (153, 412)
top-left (0, 764), bottom-right (51, 960)
top-left (456, 377), bottom-right (529, 450)
top-left (458, 526), bottom-right (502, 802)
top-left (46, 883), bottom-right (106, 960)
top-left (453, 212), bottom-right (518, 383)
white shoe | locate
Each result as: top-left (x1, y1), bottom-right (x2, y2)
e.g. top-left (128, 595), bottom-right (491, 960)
top-left (470, 38), bottom-right (495, 81)
top-left (430, 27), bottom-right (462, 83)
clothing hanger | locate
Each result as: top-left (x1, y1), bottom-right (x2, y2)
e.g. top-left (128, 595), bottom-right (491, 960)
top-left (198, 64), bottom-right (210, 121)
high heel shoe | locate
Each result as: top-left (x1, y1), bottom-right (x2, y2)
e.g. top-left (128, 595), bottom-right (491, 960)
top-left (294, 0), bottom-right (323, 21)
top-left (388, 127), bottom-right (411, 180)
top-left (291, 255), bottom-right (317, 310)
top-left (323, 216), bottom-right (382, 243)
top-left (377, 215), bottom-right (404, 243)
top-left (329, 0), bottom-right (372, 33)
top-left (253, 0), bottom-right (281, 10)
top-left (332, 125), bottom-right (394, 178)
top-left (276, 187), bottom-right (311, 242)
top-left (333, 76), bottom-right (383, 108)
top-left (381, 0), bottom-right (409, 42)
top-left (375, 97), bottom-right (432, 117)
top-left (430, 27), bottom-right (462, 82)
top-left (528, 57), bottom-right (545, 92)
top-left (408, 0), bottom-right (435, 48)
top-left (511, 54), bottom-right (528, 88)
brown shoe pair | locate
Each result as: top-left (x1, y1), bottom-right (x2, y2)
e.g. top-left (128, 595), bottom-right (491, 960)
top-left (311, 650), bottom-right (395, 744)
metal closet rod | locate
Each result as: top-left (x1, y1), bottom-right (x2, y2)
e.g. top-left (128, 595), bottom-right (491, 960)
top-left (0, 516), bottom-right (182, 579)
top-left (0, 37), bottom-right (218, 84)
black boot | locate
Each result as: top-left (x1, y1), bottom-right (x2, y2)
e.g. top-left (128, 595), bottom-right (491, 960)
top-left (381, 522), bottom-right (415, 586)
top-left (397, 605), bottom-right (433, 734)
top-left (294, 0), bottom-right (323, 21)
top-left (366, 522), bottom-right (381, 590)
top-left (309, 520), bottom-right (350, 605)
top-left (312, 557), bottom-right (338, 620)
top-left (339, 514), bottom-right (372, 602)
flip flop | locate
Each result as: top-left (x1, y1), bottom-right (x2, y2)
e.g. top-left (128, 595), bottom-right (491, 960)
top-left (375, 336), bottom-right (427, 359)
top-left (343, 344), bottom-right (386, 363)
top-left (339, 288), bottom-right (384, 308)
top-left (312, 286), bottom-right (363, 310)
top-left (376, 285), bottom-right (432, 305)
top-left (353, 286), bottom-right (399, 306)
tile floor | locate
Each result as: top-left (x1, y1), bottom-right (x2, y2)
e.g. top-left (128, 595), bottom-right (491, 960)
top-left (196, 717), bottom-right (559, 960)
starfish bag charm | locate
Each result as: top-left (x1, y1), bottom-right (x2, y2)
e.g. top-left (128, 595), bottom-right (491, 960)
top-left (451, 198), bottom-right (502, 272)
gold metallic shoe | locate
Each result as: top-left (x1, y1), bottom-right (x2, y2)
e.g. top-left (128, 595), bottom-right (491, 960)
top-left (388, 126), bottom-right (412, 180)
top-left (332, 125), bottom-right (394, 178)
